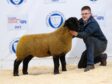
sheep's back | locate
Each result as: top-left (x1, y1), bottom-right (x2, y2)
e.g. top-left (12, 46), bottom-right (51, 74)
top-left (16, 34), bottom-right (51, 59)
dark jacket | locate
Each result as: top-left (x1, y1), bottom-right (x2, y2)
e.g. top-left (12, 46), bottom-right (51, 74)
top-left (77, 16), bottom-right (107, 43)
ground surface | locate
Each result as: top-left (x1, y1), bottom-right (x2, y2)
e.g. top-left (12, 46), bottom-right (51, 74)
top-left (0, 62), bottom-right (112, 84)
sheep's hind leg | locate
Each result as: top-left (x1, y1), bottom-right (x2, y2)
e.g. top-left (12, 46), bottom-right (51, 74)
top-left (22, 55), bottom-right (33, 75)
top-left (60, 54), bottom-right (67, 71)
top-left (53, 56), bottom-right (60, 74)
top-left (13, 59), bottom-right (22, 76)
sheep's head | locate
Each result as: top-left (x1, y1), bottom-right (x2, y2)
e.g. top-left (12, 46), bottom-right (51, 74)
top-left (64, 17), bottom-right (80, 32)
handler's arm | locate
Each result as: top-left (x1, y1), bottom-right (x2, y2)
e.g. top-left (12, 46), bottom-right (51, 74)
top-left (77, 23), bottom-right (97, 39)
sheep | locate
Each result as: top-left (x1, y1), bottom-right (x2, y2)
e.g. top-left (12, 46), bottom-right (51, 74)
top-left (13, 17), bottom-right (79, 76)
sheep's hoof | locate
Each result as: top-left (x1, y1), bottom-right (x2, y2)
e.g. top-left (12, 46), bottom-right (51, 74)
top-left (13, 73), bottom-right (19, 76)
top-left (23, 72), bottom-right (28, 75)
top-left (54, 71), bottom-right (59, 74)
top-left (62, 68), bottom-right (67, 71)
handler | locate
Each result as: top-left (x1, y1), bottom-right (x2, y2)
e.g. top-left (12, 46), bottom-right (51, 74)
top-left (70, 6), bottom-right (108, 72)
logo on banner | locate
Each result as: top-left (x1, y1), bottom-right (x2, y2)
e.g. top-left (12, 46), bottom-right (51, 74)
top-left (8, 16), bottom-right (27, 30)
top-left (93, 14), bottom-right (105, 26)
top-left (90, 0), bottom-right (98, 2)
top-left (94, 15), bottom-right (104, 21)
top-left (89, 0), bottom-right (98, 3)
top-left (46, 11), bottom-right (65, 28)
top-left (7, 0), bottom-right (25, 5)
top-left (9, 38), bottom-right (19, 54)
top-left (44, 0), bottom-right (66, 3)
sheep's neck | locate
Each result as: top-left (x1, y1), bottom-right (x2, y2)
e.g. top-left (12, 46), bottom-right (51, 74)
top-left (54, 26), bottom-right (73, 42)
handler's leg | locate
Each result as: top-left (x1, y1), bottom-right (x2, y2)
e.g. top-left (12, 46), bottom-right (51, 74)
top-left (84, 36), bottom-right (107, 72)
top-left (60, 54), bottom-right (67, 71)
top-left (84, 37), bottom-right (95, 72)
top-left (23, 55), bottom-right (33, 75)
top-left (78, 50), bottom-right (87, 68)
top-left (93, 38), bottom-right (107, 66)
top-left (53, 56), bottom-right (60, 74)
top-left (13, 59), bottom-right (22, 76)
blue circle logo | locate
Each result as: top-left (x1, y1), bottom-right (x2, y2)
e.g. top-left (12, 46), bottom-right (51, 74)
top-left (9, 38), bottom-right (19, 54)
top-left (8, 0), bottom-right (24, 5)
top-left (46, 11), bottom-right (65, 28)
top-left (90, 0), bottom-right (97, 2)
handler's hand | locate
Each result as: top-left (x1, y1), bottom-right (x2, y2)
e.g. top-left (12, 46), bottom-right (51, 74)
top-left (70, 31), bottom-right (78, 36)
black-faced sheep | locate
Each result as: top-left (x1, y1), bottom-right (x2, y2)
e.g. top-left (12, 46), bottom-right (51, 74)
top-left (13, 17), bottom-right (79, 76)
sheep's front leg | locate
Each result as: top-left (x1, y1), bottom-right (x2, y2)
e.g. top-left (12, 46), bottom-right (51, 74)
top-left (59, 54), bottom-right (67, 71)
top-left (53, 56), bottom-right (60, 74)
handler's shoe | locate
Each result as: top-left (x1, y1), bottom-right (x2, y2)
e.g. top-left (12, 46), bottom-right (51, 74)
top-left (100, 53), bottom-right (107, 66)
top-left (84, 65), bottom-right (95, 72)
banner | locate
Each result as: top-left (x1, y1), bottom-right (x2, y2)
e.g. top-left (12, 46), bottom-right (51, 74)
top-left (0, 0), bottom-right (112, 69)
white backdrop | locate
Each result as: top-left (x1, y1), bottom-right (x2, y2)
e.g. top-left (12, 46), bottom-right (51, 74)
top-left (0, 0), bottom-right (112, 69)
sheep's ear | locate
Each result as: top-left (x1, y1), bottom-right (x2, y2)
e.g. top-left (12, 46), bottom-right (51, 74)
top-left (63, 17), bottom-right (80, 31)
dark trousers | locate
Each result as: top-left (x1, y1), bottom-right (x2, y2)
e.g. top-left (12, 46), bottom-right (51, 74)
top-left (78, 36), bottom-right (107, 68)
